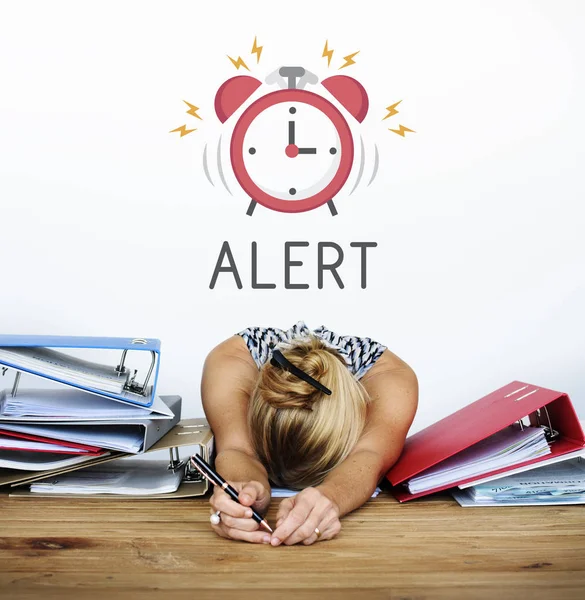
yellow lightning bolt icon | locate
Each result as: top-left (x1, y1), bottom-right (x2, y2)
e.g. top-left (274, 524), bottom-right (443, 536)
top-left (383, 100), bottom-right (402, 120)
top-left (339, 51), bottom-right (359, 69)
top-left (183, 101), bottom-right (202, 120)
top-left (322, 40), bottom-right (334, 67)
top-left (228, 55), bottom-right (250, 71)
top-left (251, 36), bottom-right (263, 63)
top-left (389, 125), bottom-right (415, 137)
top-left (170, 125), bottom-right (196, 137)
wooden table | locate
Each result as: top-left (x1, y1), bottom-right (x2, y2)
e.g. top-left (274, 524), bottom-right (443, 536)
top-left (1, 492), bottom-right (584, 600)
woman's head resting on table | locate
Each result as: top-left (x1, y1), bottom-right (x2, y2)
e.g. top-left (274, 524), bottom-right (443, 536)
top-left (248, 335), bottom-right (370, 490)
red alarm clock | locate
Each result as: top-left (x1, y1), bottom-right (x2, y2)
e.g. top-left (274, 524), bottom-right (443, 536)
top-left (215, 67), bottom-right (368, 216)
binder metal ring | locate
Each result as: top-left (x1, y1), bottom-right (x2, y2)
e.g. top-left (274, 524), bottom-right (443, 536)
top-left (517, 406), bottom-right (559, 443)
top-left (116, 349), bottom-right (156, 396)
top-left (167, 447), bottom-right (205, 483)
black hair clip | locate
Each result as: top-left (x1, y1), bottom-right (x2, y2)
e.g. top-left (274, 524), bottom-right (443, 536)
top-left (270, 349), bottom-right (332, 396)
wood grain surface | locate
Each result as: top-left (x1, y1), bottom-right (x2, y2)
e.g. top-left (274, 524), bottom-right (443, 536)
top-left (1, 491), bottom-right (584, 600)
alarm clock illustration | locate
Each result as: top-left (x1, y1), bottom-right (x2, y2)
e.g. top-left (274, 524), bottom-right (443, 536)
top-left (214, 66), bottom-right (369, 216)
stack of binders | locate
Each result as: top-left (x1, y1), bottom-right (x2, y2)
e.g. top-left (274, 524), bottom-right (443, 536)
top-left (0, 335), bottom-right (214, 499)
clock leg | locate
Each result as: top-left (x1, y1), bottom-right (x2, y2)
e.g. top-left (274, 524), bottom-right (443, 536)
top-left (246, 200), bottom-right (257, 216)
top-left (327, 200), bottom-right (338, 216)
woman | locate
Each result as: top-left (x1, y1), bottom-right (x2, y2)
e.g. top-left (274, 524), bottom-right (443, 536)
top-left (201, 321), bottom-right (418, 547)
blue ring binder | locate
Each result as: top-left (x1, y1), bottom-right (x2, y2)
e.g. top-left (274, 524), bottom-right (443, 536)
top-left (0, 335), bottom-right (161, 408)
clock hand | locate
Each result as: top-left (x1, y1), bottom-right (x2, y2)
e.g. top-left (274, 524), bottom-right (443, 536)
top-left (289, 121), bottom-right (295, 145)
top-left (298, 148), bottom-right (317, 154)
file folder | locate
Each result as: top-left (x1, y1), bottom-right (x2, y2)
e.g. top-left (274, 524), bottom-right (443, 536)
top-left (386, 381), bottom-right (585, 502)
top-left (0, 335), bottom-right (161, 408)
top-left (6, 417), bottom-right (214, 499)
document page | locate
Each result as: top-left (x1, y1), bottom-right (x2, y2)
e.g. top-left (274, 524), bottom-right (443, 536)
top-left (0, 347), bottom-right (129, 393)
top-left (0, 449), bottom-right (109, 471)
top-left (407, 426), bottom-right (551, 493)
top-left (0, 388), bottom-right (159, 419)
top-left (469, 457), bottom-right (585, 501)
top-left (29, 459), bottom-right (182, 495)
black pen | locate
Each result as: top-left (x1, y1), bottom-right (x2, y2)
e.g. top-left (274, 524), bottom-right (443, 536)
top-left (190, 453), bottom-right (273, 533)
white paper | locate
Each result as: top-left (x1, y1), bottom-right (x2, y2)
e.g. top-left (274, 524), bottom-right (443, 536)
top-left (469, 457), bottom-right (585, 499)
top-left (452, 487), bottom-right (585, 507)
top-left (458, 448), bottom-right (585, 489)
top-left (0, 388), bottom-right (173, 421)
top-left (407, 426), bottom-right (551, 494)
top-left (0, 449), bottom-right (109, 471)
top-left (271, 486), bottom-right (381, 498)
top-left (29, 459), bottom-right (182, 495)
top-left (0, 347), bottom-right (129, 393)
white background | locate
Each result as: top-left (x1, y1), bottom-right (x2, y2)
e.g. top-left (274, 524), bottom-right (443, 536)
top-left (1, 0), bottom-right (584, 433)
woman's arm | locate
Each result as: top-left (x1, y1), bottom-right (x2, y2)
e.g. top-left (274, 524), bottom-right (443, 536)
top-left (201, 336), bottom-right (269, 490)
top-left (317, 349), bottom-right (419, 514)
top-left (201, 336), bottom-right (272, 543)
top-left (270, 349), bottom-right (418, 545)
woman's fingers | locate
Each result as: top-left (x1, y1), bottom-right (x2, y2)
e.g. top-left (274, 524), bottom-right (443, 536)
top-left (211, 520), bottom-right (271, 544)
top-left (274, 497), bottom-right (294, 528)
top-left (209, 480), bottom-right (268, 517)
top-left (214, 510), bottom-right (261, 532)
top-left (302, 519), bottom-right (342, 546)
top-left (270, 494), bottom-right (313, 546)
top-left (281, 503), bottom-right (325, 546)
top-left (271, 488), bottom-right (341, 546)
top-left (210, 488), bottom-right (253, 519)
top-left (208, 480), bottom-right (272, 544)
top-left (239, 481), bottom-right (266, 506)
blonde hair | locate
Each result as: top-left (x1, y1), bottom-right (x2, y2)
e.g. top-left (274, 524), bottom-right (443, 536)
top-left (248, 336), bottom-right (370, 489)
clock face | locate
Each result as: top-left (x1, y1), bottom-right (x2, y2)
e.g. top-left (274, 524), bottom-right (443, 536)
top-left (231, 90), bottom-right (354, 213)
top-left (243, 102), bottom-right (341, 200)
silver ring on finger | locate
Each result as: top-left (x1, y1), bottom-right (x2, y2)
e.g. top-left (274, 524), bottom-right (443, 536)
top-left (210, 510), bottom-right (221, 525)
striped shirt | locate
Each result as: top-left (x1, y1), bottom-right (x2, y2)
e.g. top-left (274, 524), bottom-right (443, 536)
top-left (236, 321), bottom-right (386, 380)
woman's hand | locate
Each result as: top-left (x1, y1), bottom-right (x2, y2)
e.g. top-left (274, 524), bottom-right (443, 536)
top-left (270, 487), bottom-right (341, 546)
top-left (209, 480), bottom-right (272, 544)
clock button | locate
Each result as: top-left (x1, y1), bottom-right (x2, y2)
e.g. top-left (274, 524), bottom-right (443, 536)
top-left (289, 188), bottom-right (297, 195)
top-left (330, 148), bottom-right (337, 154)
top-left (285, 144), bottom-right (299, 158)
top-left (289, 107), bottom-right (296, 114)
top-left (249, 148), bottom-right (256, 154)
